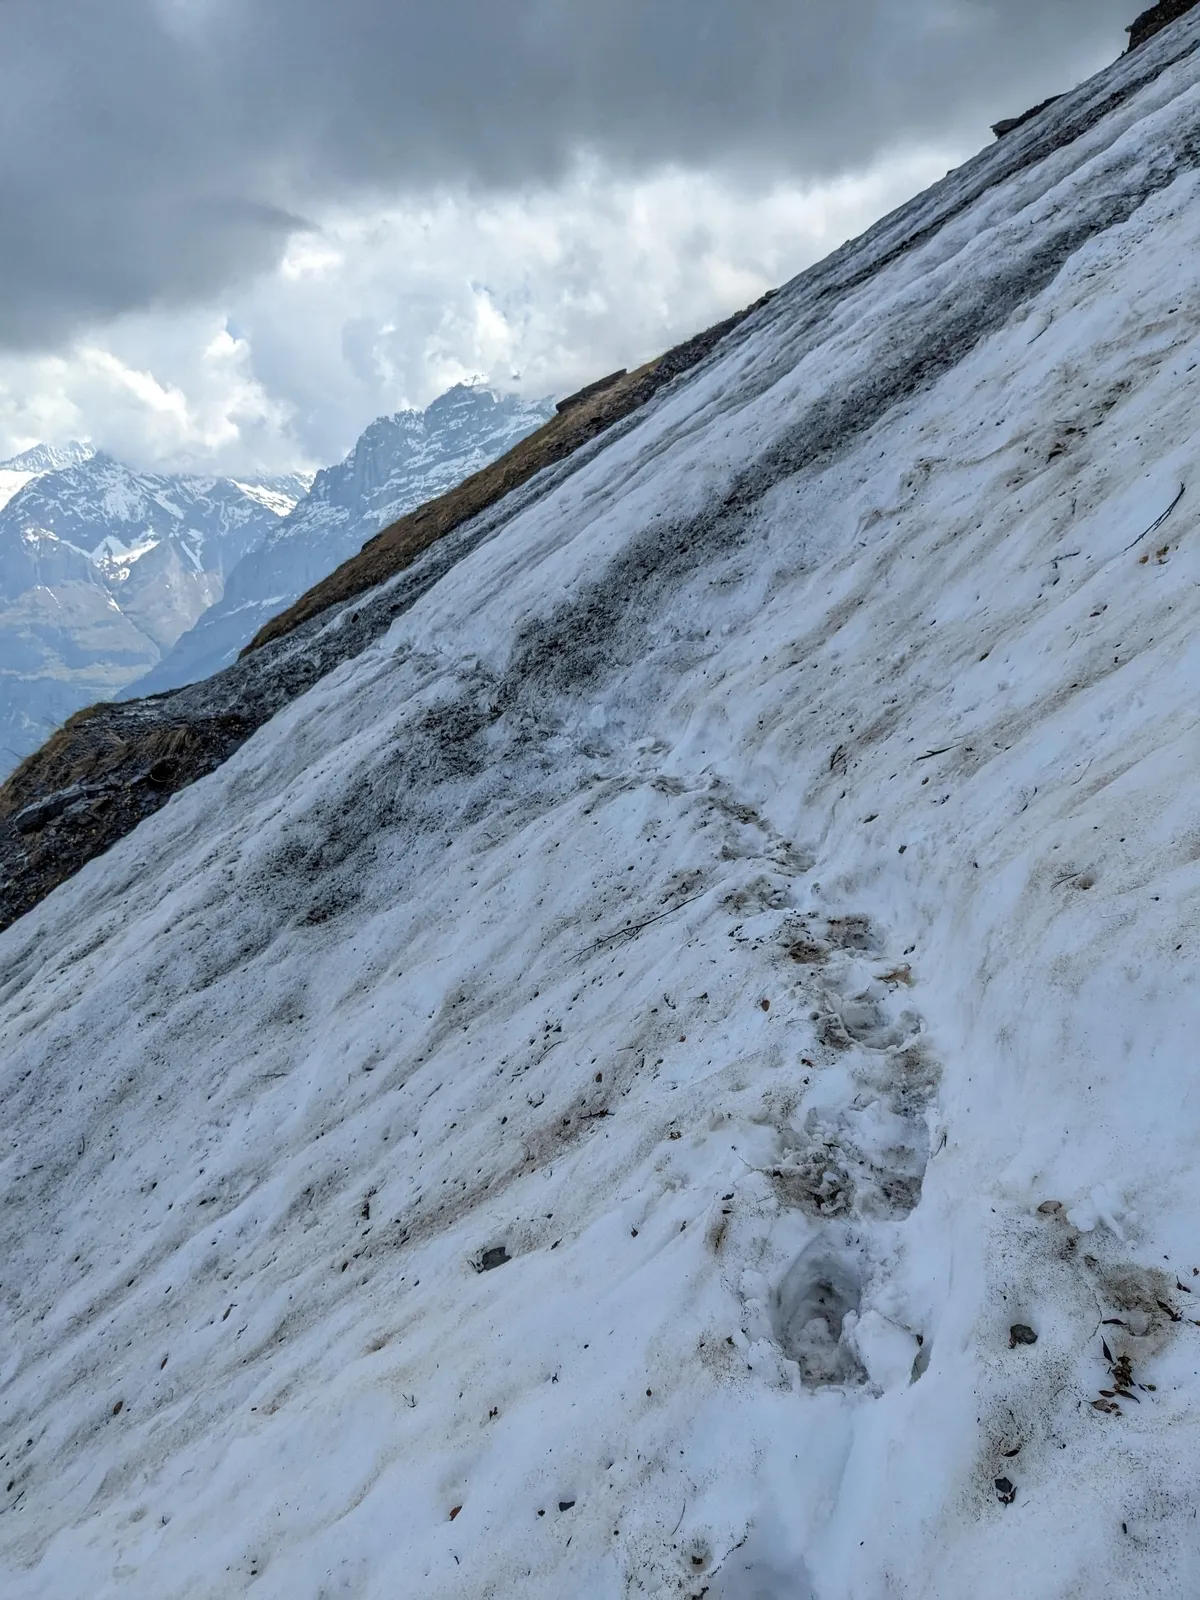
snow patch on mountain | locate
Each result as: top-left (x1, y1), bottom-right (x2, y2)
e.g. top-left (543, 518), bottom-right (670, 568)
top-left (0, 443), bottom-right (96, 513)
top-left (86, 533), bottom-right (170, 568)
top-left (232, 474), bottom-right (316, 519)
top-left (0, 441), bottom-right (95, 475)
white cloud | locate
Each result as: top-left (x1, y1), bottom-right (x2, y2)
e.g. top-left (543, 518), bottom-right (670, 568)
top-left (0, 319), bottom-right (293, 474)
top-left (0, 149), bottom-right (959, 475)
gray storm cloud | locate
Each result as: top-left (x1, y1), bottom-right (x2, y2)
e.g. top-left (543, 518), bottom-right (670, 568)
top-left (0, 0), bottom-right (1137, 349)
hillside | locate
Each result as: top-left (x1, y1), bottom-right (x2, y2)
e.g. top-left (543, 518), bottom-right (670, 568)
top-left (0, 311), bottom-right (766, 931)
top-left (2, 10), bottom-right (1200, 1598)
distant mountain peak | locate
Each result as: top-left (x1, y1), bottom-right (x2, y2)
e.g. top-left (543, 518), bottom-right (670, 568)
top-left (0, 440), bottom-right (95, 474)
top-left (132, 383), bottom-right (555, 696)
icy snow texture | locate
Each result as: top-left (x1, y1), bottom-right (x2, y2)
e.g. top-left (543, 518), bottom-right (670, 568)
top-left (3, 19), bottom-right (1200, 1599)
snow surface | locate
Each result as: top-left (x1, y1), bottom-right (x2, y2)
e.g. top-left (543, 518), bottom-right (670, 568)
top-left (0, 443), bottom-right (95, 474)
top-left (0, 472), bottom-right (38, 515)
top-left (232, 478), bottom-right (314, 520)
top-left (4, 23), bottom-right (1200, 1599)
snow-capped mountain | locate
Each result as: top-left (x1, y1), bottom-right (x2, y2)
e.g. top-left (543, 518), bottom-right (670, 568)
top-left (6, 13), bottom-right (1200, 1598)
top-left (0, 456), bottom-right (293, 772)
top-left (3, 453), bottom-right (287, 577)
top-left (134, 384), bottom-right (554, 693)
top-left (0, 439), bottom-right (96, 475)
top-left (0, 439), bottom-right (95, 512)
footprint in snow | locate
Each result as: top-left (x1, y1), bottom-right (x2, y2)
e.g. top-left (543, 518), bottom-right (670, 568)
top-left (743, 912), bottom-right (942, 1393)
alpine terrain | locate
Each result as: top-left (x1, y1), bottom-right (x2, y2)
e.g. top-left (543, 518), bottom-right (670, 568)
top-left (3, 9), bottom-right (1200, 1599)
top-left (0, 442), bottom-right (98, 513)
top-left (134, 385), bottom-right (555, 695)
top-left (0, 452), bottom-right (307, 777)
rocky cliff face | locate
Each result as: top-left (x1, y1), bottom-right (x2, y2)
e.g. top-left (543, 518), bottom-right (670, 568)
top-left (132, 386), bottom-right (554, 694)
top-left (1128, 0), bottom-right (1199, 51)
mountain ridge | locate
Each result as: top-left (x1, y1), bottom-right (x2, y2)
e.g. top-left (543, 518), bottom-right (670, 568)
top-left (0, 440), bottom-right (97, 517)
top-left (133, 384), bottom-right (554, 694)
top-left (0, 438), bottom-right (95, 475)
top-left (0, 456), bottom-right (293, 772)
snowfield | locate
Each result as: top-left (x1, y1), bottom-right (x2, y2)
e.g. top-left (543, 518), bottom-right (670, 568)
top-left (4, 19), bottom-right (1200, 1599)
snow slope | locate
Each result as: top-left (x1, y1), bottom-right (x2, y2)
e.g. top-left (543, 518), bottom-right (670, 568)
top-left (3, 19), bottom-right (1200, 1599)
top-left (232, 475), bottom-right (316, 520)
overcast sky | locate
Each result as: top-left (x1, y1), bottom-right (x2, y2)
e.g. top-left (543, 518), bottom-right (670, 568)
top-left (0, 0), bottom-right (1137, 474)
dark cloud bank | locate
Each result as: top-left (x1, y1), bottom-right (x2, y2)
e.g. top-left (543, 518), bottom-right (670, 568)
top-left (0, 0), bottom-right (1138, 349)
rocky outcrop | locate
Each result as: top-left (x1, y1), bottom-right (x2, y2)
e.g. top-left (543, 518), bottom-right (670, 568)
top-left (1128, 0), bottom-right (1199, 50)
top-left (992, 95), bottom-right (1064, 139)
top-left (994, 3), bottom-right (1197, 137)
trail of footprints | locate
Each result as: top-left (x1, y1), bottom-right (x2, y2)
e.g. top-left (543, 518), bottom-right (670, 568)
top-left (733, 910), bottom-right (941, 1394)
